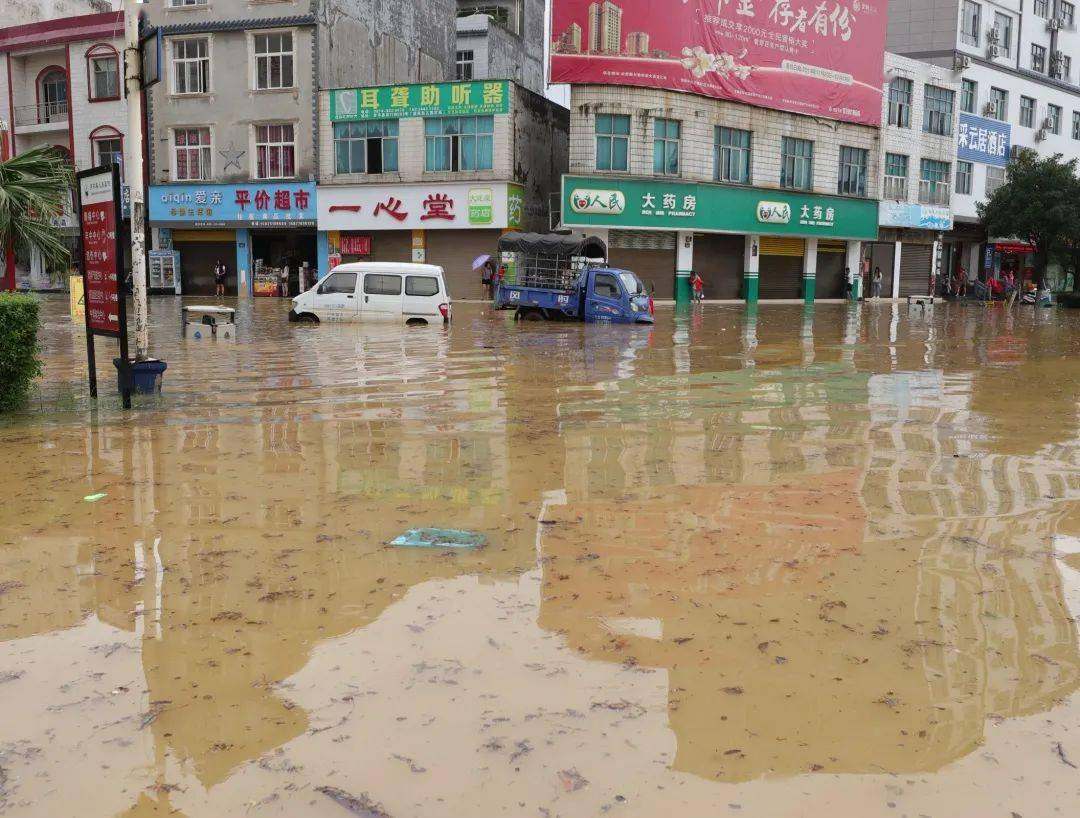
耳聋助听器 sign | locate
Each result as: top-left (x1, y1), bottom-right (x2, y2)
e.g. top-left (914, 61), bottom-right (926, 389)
top-left (957, 113), bottom-right (1010, 167)
top-left (330, 80), bottom-right (510, 121)
top-left (550, 0), bottom-right (887, 126)
top-left (562, 175), bottom-right (878, 239)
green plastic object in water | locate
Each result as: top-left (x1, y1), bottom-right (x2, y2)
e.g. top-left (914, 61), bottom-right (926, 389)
top-left (389, 528), bottom-right (487, 549)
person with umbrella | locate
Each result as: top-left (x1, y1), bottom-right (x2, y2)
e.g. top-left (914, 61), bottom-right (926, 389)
top-left (474, 254), bottom-right (496, 299)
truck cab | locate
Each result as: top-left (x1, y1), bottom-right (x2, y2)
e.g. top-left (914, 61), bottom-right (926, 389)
top-left (579, 266), bottom-right (652, 323)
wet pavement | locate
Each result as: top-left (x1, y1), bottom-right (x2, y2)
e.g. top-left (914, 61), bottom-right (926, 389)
top-left (2, 295), bottom-right (1080, 818)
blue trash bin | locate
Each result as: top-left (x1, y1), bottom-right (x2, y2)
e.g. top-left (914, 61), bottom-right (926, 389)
top-left (113, 358), bottom-right (168, 395)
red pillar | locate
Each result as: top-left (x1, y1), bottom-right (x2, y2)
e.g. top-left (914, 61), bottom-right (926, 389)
top-left (1, 128), bottom-right (13, 291)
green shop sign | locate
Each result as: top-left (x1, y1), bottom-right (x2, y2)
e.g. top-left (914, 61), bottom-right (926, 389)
top-left (330, 80), bottom-right (510, 122)
top-left (562, 176), bottom-right (878, 240)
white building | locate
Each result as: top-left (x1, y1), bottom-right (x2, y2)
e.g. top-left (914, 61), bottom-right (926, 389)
top-left (888, 0), bottom-right (1080, 285)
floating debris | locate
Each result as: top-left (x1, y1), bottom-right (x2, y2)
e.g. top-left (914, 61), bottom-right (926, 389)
top-left (389, 528), bottom-right (487, 549)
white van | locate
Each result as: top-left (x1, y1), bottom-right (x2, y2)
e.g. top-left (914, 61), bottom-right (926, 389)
top-left (289, 262), bottom-right (451, 325)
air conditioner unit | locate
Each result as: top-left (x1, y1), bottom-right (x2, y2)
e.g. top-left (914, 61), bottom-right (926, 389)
top-left (1042, 115), bottom-right (1055, 129)
top-left (953, 54), bottom-right (971, 71)
top-left (1050, 17), bottom-right (1063, 30)
top-left (988, 43), bottom-right (1001, 58)
top-left (987, 26), bottom-right (1000, 43)
top-left (983, 101), bottom-right (998, 117)
top-left (1035, 128), bottom-right (1048, 142)
top-left (1010, 144), bottom-right (1025, 159)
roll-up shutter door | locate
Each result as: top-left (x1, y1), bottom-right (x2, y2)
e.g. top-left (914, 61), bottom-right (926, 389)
top-left (425, 229), bottom-right (502, 300)
top-left (898, 243), bottom-right (932, 296)
top-left (174, 240), bottom-right (236, 296)
top-left (367, 231), bottom-right (412, 264)
top-left (816, 239), bottom-right (847, 298)
top-left (864, 242), bottom-right (897, 297)
top-left (608, 230), bottom-right (676, 298)
top-left (693, 233), bottom-right (744, 299)
top-left (758, 237), bottom-right (804, 299)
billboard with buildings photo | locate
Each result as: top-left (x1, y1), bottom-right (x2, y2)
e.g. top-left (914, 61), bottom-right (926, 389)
top-left (550, 0), bottom-right (887, 126)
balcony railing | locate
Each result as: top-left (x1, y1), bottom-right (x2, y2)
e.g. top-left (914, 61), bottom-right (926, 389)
top-left (13, 101), bottom-right (68, 127)
top-left (882, 175), bottom-right (908, 200)
top-left (918, 179), bottom-right (950, 206)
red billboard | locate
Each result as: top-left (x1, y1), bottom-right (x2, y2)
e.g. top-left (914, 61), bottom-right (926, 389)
top-left (550, 0), bottom-right (886, 126)
top-left (78, 169), bottom-right (122, 335)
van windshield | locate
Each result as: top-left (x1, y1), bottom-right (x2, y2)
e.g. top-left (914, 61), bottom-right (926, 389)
top-left (619, 272), bottom-right (644, 295)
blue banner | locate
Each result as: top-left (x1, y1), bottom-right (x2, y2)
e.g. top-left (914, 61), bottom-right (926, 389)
top-left (148, 182), bottom-right (317, 227)
top-left (957, 113), bottom-right (1010, 167)
top-left (878, 201), bottom-right (953, 231)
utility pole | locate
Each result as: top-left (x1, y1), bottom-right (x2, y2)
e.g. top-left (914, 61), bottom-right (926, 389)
top-left (125, 1), bottom-right (149, 360)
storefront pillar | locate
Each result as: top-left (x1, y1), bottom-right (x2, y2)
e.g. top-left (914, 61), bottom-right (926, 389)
top-left (743, 234), bottom-right (760, 303)
top-left (235, 228), bottom-right (252, 297)
top-left (892, 240), bottom-right (902, 299)
top-left (845, 240), bottom-right (862, 300)
top-left (802, 237), bottom-right (818, 304)
top-left (675, 230), bottom-right (693, 304)
top-left (316, 231), bottom-right (330, 282)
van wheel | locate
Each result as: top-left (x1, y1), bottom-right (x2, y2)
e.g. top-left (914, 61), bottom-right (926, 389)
top-left (297, 313), bottom-right (319, 324)
top-left (406, 317), bottom-right (428, 326)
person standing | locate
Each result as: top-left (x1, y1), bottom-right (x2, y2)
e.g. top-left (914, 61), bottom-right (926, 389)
top-left (279, 261), bottom-right (290, 298)
top-left (690, 271), bottom-right (704, 301)
top-left (1004, 269), bottom-right (1018, 307)
top-left (481, 259), bottom-right (495, 299)
top-left (871, 266), bottom-right (882, 299)
top-left (214, 259), bottom-right (227, 297)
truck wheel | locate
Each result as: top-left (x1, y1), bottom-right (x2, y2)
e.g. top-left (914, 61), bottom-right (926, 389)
top-left (518, 308), bottom-right (545, 322)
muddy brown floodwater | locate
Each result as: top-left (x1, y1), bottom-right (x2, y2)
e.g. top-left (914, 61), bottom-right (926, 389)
top-left (2, 297), bottom-right (1080, 818)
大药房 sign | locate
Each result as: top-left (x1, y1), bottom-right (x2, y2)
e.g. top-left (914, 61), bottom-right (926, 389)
top-left (148, 182), bottom-right (317, 227)
top-left (957, 113), bottom-right (1010, 167)
top-left (550, 0), bottom-right (887, 126)
top-left (562, 175), bottom-right (878, 239)
top-left (317, 182), bottom-right (521, 231)
top-left (330, 80), bottom-right (510, 122)
top-left (878, 201), bottom-right (953, 231)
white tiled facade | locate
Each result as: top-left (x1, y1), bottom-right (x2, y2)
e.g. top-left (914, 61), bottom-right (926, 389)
top-left (568, 85), bottom-right (881, 199)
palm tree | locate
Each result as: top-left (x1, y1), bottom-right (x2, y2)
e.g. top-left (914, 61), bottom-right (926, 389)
top-left (0, 145), bottom-right (75, 276)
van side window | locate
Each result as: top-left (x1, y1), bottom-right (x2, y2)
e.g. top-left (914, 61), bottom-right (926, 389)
top-left (364, 274), bottom-right (403, 295)
top-left (318, 272), bottom-right (357, 295)
top-left (405, 275), bottom-right (439, 296)
top-left (593, 273), bottom-right (620, 298)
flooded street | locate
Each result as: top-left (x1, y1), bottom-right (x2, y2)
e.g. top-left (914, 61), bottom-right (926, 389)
top-left (3, 296), bottom-right (1080, 818)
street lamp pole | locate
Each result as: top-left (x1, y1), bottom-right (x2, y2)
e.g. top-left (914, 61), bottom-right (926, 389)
top-left (124, 1), bottom-right (149, 360)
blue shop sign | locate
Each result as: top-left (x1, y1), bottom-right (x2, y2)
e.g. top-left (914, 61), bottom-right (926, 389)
top-left (878, 201), bottom-right (953, 230)
top-left (148, 182), bottom-right (317, 228)
top-left (957, 113), bottom-right (1010, 167)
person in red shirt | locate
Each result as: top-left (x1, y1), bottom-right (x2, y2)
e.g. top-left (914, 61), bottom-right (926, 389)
top-left (690, 271), bottom-right (704, 301)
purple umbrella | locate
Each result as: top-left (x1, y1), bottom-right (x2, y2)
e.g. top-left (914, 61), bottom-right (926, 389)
top-left (471, 254), bottom-right (492, 270)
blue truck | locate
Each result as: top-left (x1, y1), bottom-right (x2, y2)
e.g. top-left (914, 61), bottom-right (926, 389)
top-left (492, 232), bottom-right (654, 324)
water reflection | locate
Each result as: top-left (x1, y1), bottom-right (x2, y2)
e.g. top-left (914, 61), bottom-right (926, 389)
top-left (1, 298), bottom-right (1079, 816)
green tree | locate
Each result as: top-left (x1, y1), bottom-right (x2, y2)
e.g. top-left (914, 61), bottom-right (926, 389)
top-left (0, 145), bottom-right (74, 274)
top-left (978, 152), bottom-right (1080, 286)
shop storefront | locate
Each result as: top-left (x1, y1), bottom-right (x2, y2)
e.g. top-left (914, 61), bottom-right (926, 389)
top-left (148, 182), bottom-right (317, 296)
top-left (317, 182), bottom-right (524, 299)
top-left (875, 202), bottom-right (952, 297)
top-left (561, 175), bottom-right (878, 302)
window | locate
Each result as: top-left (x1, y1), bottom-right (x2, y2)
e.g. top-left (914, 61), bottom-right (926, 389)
top-left (253, 32), bottom-right (293, 90)
top-left (172, 37), bottom-right (209, 94)
top-left (169, 0), bottom-right (207, 6)
top-left (173, 127), bottom-right (211, 180)
top-left (1020, 96), bottom-right (1036, 127)
top-left (887, 76), bottom-right (912, 127)
top-left (1048, 103), bottom-right (1062, 134)
top-left (1032, 44), bottom-right (1047, 73)
top-left (960, 79), bottom-right (977, 113)
top-left (594, 114), bottom-right (630, 171)
top-left (1035, 0), bottom-right (1049, 17)
top-left (955, 160), bottom-right (973, 195)
top-left (90, 127), bottom-right (123, 179)
top-left (653, 118), bottom-right (680, 175)
top-left (334, 121), bottom-right (399, 174)
top-left (780, 136), bottom-right (814, 190)
top-left (364, 274), bottom-right (402, 295)
top-left (255, 123), bottom-right (295, 179)
top-left (86, 45), bottom-right (119, 101)
top-left (923, 85), bottom-right (954, 135)
top-left (318, 272), bottom-right (357, 294)
top-left (994, 12), bottom-right (1012, 57)
top-left (919, 159), bottom-right (950, 206)
top-left (985, 165), bottom-right (1006, 196)
top-left (989, 87), bottom-right (1008, 120)
top-left (961, 1), bottom-right (981, 46)
top-left (1063, 2), bottom-right (1076, 26)
top-left (455, 50), bottom-right (474, 80)
top-left (883, 153), bottom-right (908, 199)
top-left (714, 126), bottom-right (752, 184)
top-left (837, 146), bottom-right (868, 196)
top-left (1060, 54), bottom-right (1073, 81)
top-left (593, 273), bottom-right (619, 298)
top-left (405, 276), bottom-right (440, 296)
top-left (1073, 111), bottom-right (1080, 139)
top-left (424, 115), bottom-right (494, 171)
